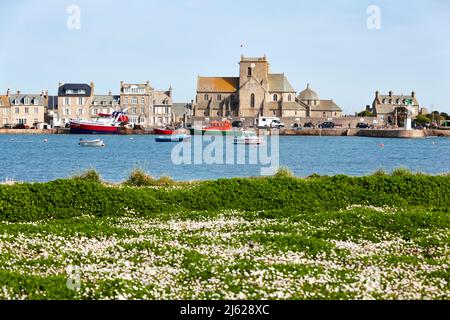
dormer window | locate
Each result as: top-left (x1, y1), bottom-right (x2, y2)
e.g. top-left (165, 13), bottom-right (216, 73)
top-left (14, 99), bottom-right (20, 105)
top-left (33, 99), bottom-right (39, 105)
top-left (382, 99), bottom-right (387, 104)
top-left (24, 98), bottom-right (30, 105)
top-left (66, 89), bottom-right (74, 94)
top-left (78, 90), bottom-right (86, 94)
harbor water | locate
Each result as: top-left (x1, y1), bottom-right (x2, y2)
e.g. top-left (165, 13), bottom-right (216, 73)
top-left (0, 135), bottom-right (449, 183)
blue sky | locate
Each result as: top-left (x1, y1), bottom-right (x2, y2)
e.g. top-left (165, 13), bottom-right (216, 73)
top-left (0, 0), bottom-right (449, 113)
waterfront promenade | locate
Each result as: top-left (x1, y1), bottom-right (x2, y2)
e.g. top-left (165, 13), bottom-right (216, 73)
top-left (1, 128), bottom-right (449, 138)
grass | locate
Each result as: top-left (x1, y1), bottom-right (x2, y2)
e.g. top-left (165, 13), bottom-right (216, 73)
top-left (0, 171), bottom-right (449, 300)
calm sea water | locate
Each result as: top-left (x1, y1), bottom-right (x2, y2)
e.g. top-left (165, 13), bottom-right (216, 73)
top-left (0, 134), bottom-right (449, 182)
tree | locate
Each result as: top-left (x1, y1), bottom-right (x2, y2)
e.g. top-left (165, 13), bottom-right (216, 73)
top-left (440, 112), bottom-right (450, 120)
top-left (415, 115), bottom-right (431, 125)
top-left (357, 110), bottom-right (373, 117)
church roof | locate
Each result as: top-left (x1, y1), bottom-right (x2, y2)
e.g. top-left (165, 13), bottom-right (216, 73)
top-left (311, 100), bottom-right (342, 112)
top-left (197, 77), bottom-right (239, 93)
top-left (268, 74), bottom-right (295, 93)
top-left (0, 95), bottom-right (10, 107)
top-left (298, 83), bottom-right (320, 101)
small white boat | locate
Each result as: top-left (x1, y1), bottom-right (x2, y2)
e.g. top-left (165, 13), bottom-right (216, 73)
top-left (78, 139), bottom-right (106, 147)
top-left (233, 131), bottom-right (263, 145)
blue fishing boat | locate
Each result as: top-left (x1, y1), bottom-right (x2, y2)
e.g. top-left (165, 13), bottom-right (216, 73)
top-left (155, 134), bottom-right (191, 142)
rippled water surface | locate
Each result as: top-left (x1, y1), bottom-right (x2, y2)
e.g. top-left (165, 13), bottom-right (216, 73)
top-left (0, 134), bottom-right (449, 182)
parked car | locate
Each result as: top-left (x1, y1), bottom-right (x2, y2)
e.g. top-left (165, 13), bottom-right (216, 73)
top-left (13, 123), bottom-right (26, 129)
top-left (356, 122), bottom-right (369, 128)
top-left (303, 122), bottom-right (314, 128)
top-left (255, 117), bottom-right (284, 129)
top-left (319, 122), bottom-right (335, 129)
top-left (232, 120), bottom-right (243, 128)
top-left (3, 123), bottom-right (12, 129)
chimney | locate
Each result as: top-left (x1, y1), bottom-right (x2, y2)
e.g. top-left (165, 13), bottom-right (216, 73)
top-left (108, 90), bottom-right (112, 96)
top-left (389, 91), bottom-right (393, 97)
top-left (411, 91), bottom-right (415, 98)
top-left (375, 91), bottom-right (379, 99)
top-left (58, 82), bottom-right (62, 87)
top-left (17, 90), bottom-right (20, 95)
top-left (41, 91), bottom-right (44, 96)
top-left (90, 81), bottom-right (95, 96)
top-left (6, 88), bottom-right (10, 96)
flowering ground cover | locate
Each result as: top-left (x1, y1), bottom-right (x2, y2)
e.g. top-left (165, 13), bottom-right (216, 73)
top-left (0, 204), bottom-right (448, 299)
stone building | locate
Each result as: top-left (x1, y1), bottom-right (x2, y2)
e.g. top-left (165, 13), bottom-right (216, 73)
top-left (120, 81), bottom-right (173, 127)
top-left (7, 90), bottom-right (47, 127)
top-left (194, 55), bottom-right (306, 121)
top-left (369, 91), bottom-right (420, 125)
top-left (0, 94), bottom-right (11, 127)
top-left (90, 93), bottom-right (120, 117)
top-left (297, 84), bottom-right (343, 118)
top-left (57, 82), bottom-right (95, 126)
top-left (152, 88), bottom-right (173, 126)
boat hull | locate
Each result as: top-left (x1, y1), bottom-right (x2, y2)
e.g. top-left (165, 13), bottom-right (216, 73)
top-left (70, 121), bottom-right (120, 135)
top-left (155, 135), bottom-right (191, 142)
top-left (154, 128), bottom-right (176, 135)
top-left (189, 129), bottom-right (240, 136)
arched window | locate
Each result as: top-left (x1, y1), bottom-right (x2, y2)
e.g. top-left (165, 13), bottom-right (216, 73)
top-left (288, 94), bottom-right (292, 102)
top-left (250, 93), bottom-right (255, 108)
top-left (273, 94), bottom-right (278, 101)
top-left (248, 67), bottom-right (252, 76)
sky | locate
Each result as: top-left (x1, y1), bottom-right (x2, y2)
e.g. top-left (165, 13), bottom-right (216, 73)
top-left (0, 0), bottom-right (449, 113)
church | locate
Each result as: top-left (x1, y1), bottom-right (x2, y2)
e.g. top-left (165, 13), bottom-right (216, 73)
top-left (193, 55), bottom-right (342, 121)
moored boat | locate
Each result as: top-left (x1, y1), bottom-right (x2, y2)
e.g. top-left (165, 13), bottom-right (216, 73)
top-left (233, 131), bottom-right (263, 145)
top-left (154, 127), bottom-right (176, 135)
top-left (70, 111), bottom-right (128, 134)
top-left (78, 139), bottom-right (106, 147)
top-left (189, 120), bottom-right (240, 136)
top-left (155, 134), bottom-right (191, 142)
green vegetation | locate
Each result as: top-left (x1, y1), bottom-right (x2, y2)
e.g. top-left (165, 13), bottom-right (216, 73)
top-left (357, 110), bottom-right (374, 117)
top-left (414, 115), bottom-right (431, 126)
top-left (0, 171), bottom-right (449, 300)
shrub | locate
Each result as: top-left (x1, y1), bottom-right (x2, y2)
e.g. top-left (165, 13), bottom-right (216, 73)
top-left (73, 169), bottom-right (101, 182)
top-left (274, 167), bottom-right (295, 178)
top-left (391, 167), bottom-right (413, 177)
top-left (124, 168), bottom-right (156, 186)
top-left (372, 169), bottom-right (388, 176)
top-left (157, 176), bottom-right (175, 186)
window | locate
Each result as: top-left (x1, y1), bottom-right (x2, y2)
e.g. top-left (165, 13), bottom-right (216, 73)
top-left (15, 107), bottom-right (19, 114)
top-left (217, 94), bottom-right (222, 100)
top-left (24, 107), bottom-right (29, 114)
top-left (34, 107), bottom-right (39, 114)
top-left (288, 94), bottom-right (292, 102)
top-left (77, 109), bottom-right (83, 115)
top-left (124, 97), bottom-right (128, 104)
top-left (18, 118), bottom-right (27, 124)
top-left (248, 67), bottom-right (252, 76)
top-left (383, 99), bottom-right (387, 104)
top-left (250, 93), bottom-right (255, 108)
top-left (63, 98), bottom-right (70, 105)
top-left (92, 109), bottom-right (98, 115)
top-left (64, 109), bottom-right (70, 116)
top-left (141, 107), bottom-right (145, 114)
top-left (273, 94), bottom-right (278, 101)
top-left (34, 99), bottom-right (39, 105)
top-left (14, 99), bottom-right (20, 105)
top-left (131, 97), bottom-right (138, 105)
top-left (140, 98), bottom-right (145, 104)
top-left (66, 90), bottom-right (74, 94)
top-left (204, 94), bottom-right (209, 100)
top-left (165, 107), bottom-right (169, 114)
top-left (24, 98), bottom-right (30, 105)
top-left (130, 116), bottom-right (138, 124)
top-left (77, 97), bottom-right (84, 106)
top-left (2, 109), bottom-right (7, 115)
top-left (139, 116), bottom-right (145, 123)
top-left (78, 90), bottom-right (86, 94)
top-left (132, 107), bottom-right (137, 114)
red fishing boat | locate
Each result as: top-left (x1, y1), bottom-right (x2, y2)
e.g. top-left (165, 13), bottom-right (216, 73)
top-left (69, 111), bottom-right (129, 134)
top-left (154, 127), bottom-right (176, 135)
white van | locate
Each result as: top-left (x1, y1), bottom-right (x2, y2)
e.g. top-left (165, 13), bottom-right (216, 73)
top-left (255, 117), bottom-right (284, 129)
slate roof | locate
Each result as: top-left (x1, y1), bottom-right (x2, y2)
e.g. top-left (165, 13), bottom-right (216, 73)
top-left (8, 94), bottom-right (47, 106)
top-left (58, 83), bottom-right (92, 97)
top-left (92, 95), bottom-right (120, 106)
top-left (311, 100), bottom-right (342, 112)
top-left (268, 74), bottom-right (296, 93)
top-left (197, 77), bottom-right (239, 93)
